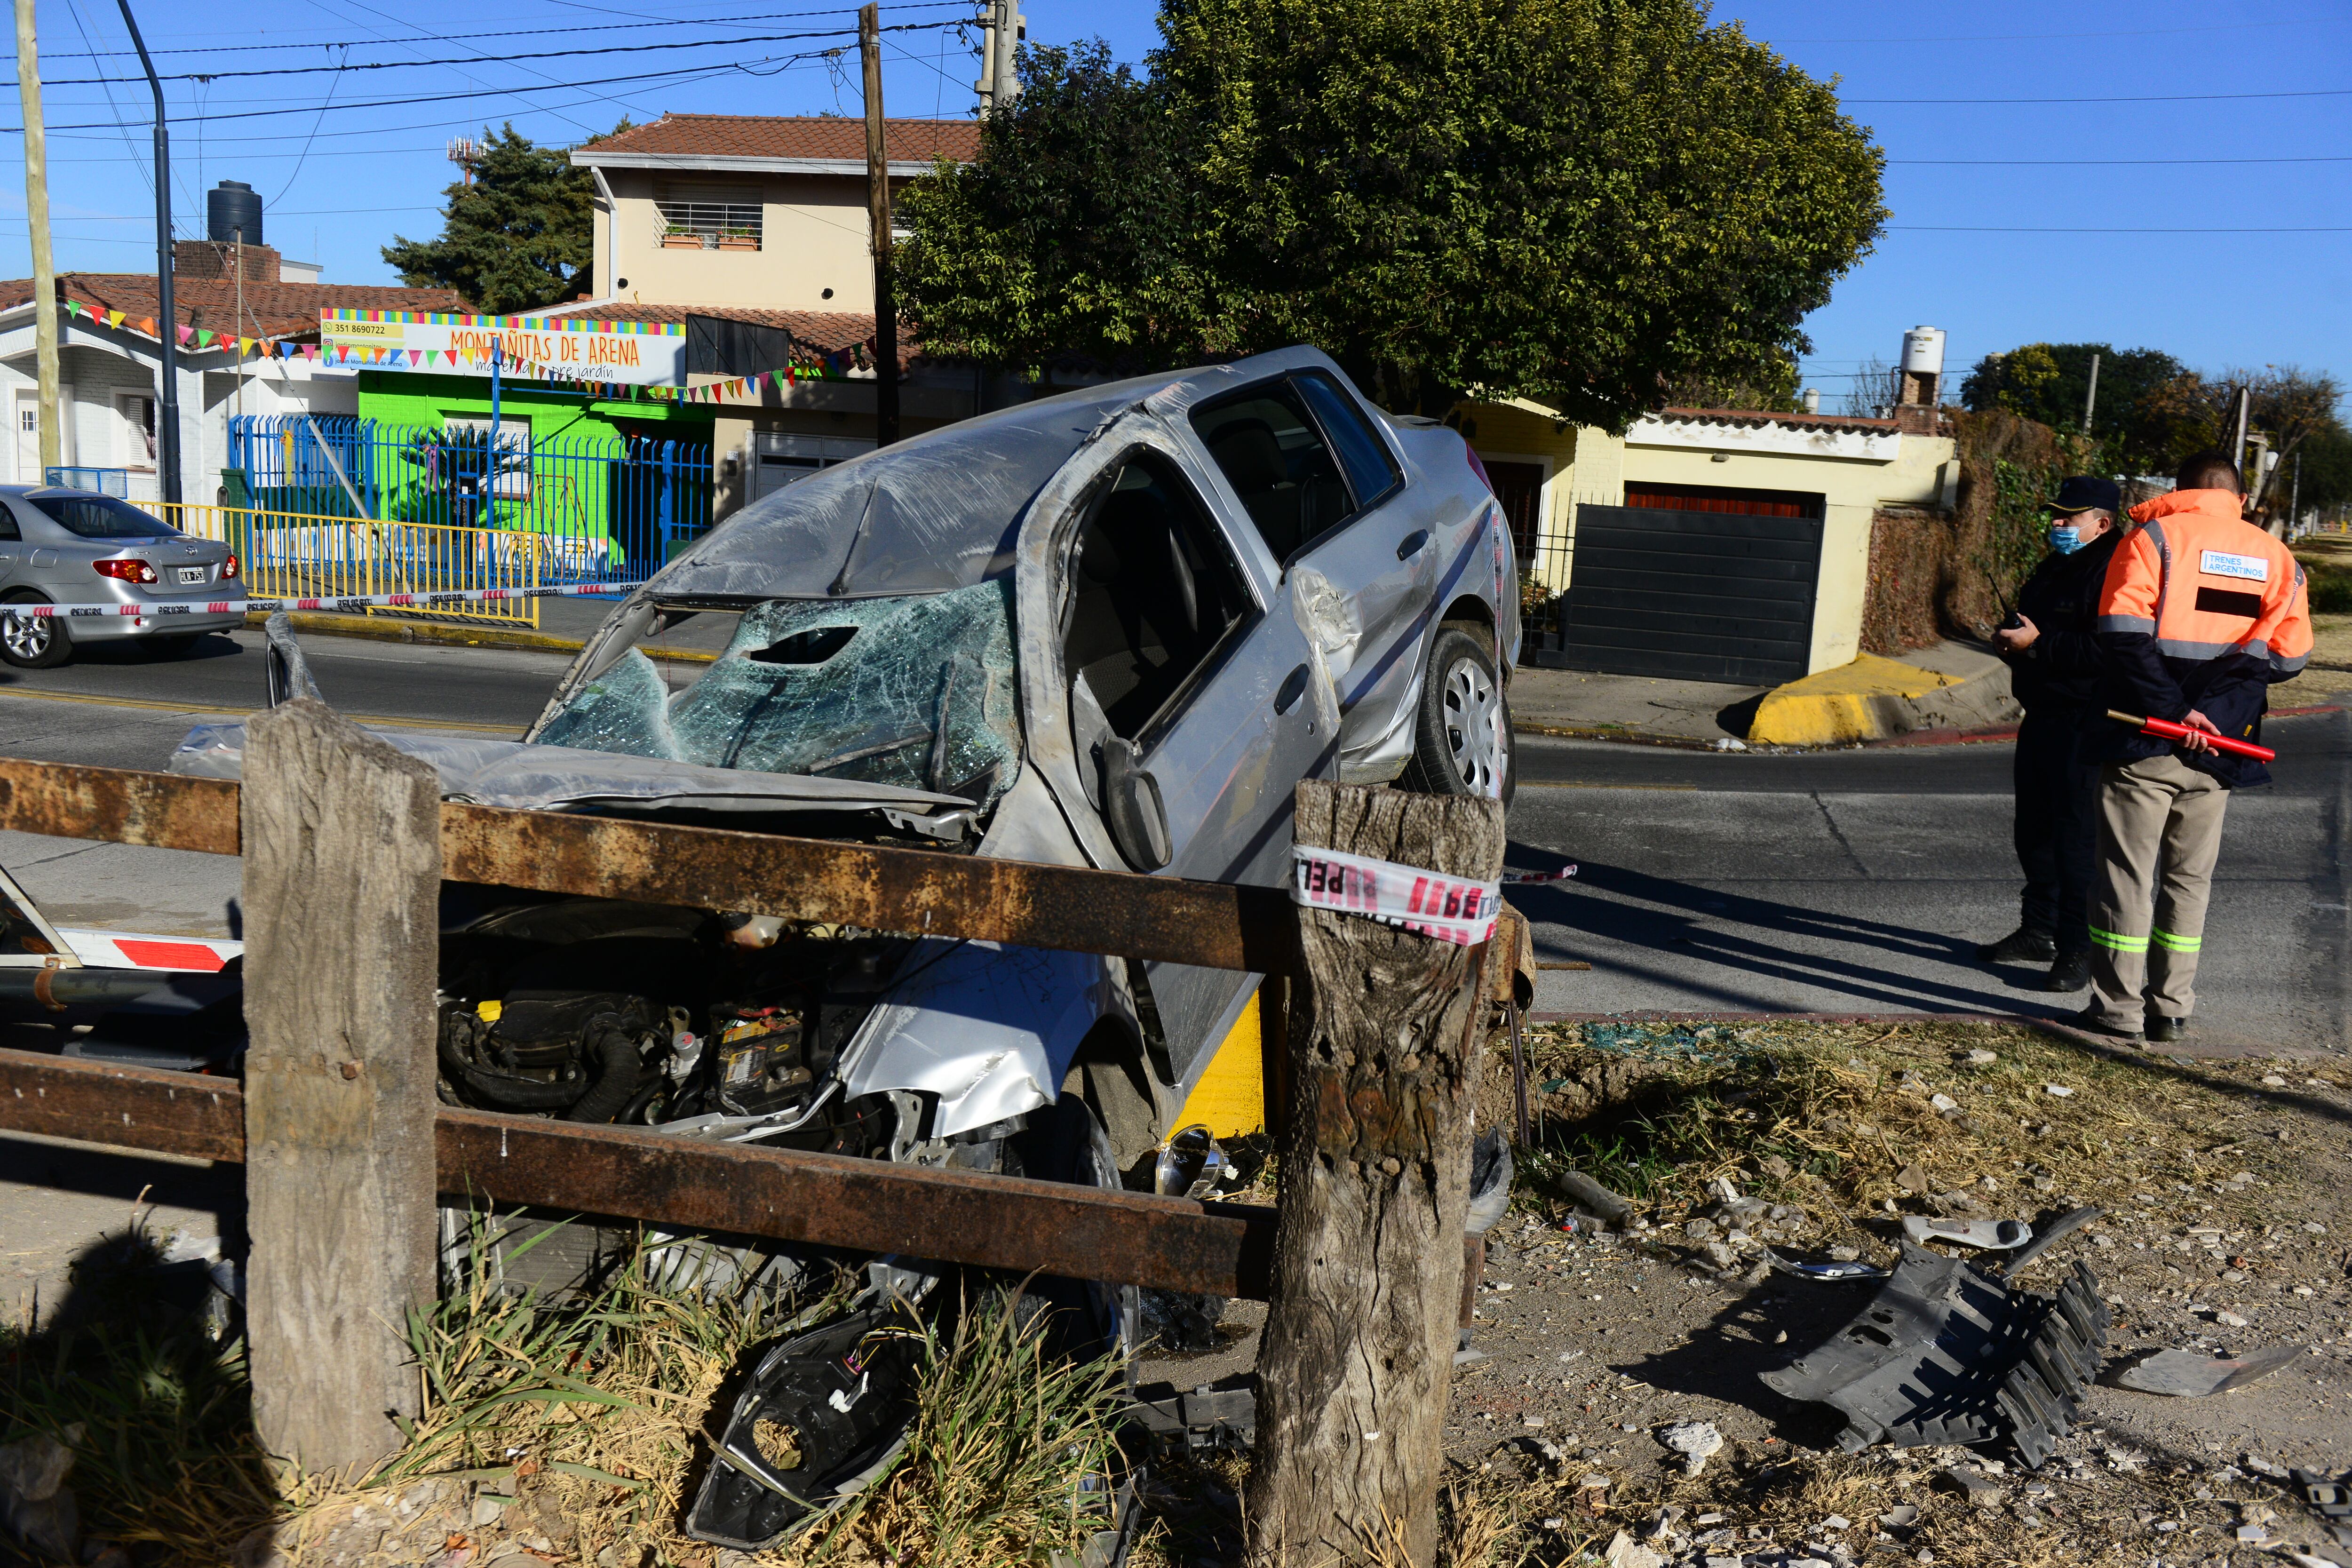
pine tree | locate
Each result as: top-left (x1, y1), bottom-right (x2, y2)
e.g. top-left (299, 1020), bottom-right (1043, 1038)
top-left (383, 122), bottom-right (627, 313)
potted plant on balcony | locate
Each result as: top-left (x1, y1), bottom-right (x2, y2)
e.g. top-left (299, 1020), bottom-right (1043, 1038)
top-left (716, 227), bottom-right (759, 252)
top-left (661, 224), bottom-right (706, 250)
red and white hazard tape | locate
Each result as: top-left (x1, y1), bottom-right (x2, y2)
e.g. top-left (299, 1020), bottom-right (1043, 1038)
top-left (58, 927), bottom-right (243, 973)
top-left (0, 581), bottom-right (638, 620)
top-left (1291, 844), bottom-right (1501, 947)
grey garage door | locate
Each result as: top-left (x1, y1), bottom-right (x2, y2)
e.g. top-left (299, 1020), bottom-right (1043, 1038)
top-left (1543, 505), bottom-right (1823, 685)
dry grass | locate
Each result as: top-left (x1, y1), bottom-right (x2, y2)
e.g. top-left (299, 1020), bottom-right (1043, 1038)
top-left (1501, 1017), bottom-right (2321, 1241)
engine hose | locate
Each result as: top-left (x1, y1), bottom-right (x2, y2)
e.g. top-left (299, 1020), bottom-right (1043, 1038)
top-left (438, 1027), bottom-right (584, 1112)
top-left (562, 1016), bottom-right (650, 1124)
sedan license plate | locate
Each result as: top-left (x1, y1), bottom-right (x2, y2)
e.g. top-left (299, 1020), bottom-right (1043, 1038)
top-left (176, 565), bottom-right (207, 585)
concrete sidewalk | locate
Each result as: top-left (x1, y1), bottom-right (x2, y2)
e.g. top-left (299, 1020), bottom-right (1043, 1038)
top-left (1510, 641), bottom-right (2020, 749)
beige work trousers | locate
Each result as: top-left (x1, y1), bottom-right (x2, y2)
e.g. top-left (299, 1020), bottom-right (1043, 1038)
top-left (2087, 753), bottom-right (2230, 1028)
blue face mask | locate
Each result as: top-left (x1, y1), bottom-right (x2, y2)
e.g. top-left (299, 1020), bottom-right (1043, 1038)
top-left (2049, 524), bottom-right (2085, 555)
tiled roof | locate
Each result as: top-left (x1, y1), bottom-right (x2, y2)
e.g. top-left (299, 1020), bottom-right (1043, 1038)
top-left (0, 273), bottom-right (469, 341)
top-left (576, 113), bottom-right (979, 166)
top-left (1658, 406), bottom-right (1902, 432)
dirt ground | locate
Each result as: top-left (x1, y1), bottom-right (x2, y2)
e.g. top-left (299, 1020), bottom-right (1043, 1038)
top-left (1139, 1019), bottom-right (2352, 1568)
top-left (13, 1018), bottom-right (2351, 1568)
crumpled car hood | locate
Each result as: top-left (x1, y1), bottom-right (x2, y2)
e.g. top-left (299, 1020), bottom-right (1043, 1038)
top-left (167, 723), bottom-right (971, 817)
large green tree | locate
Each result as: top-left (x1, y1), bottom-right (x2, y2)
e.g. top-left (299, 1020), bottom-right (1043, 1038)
top-left (899, 0), bottom-right (1885, 425)
top-left (384, 123), bottom-right (627, 313)
top-left (1958, 342), bottom-right (2191, 474)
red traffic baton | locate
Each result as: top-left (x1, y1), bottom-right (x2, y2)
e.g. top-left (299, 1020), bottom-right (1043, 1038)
top-left (2106, 709), bottom-right (2276, 763)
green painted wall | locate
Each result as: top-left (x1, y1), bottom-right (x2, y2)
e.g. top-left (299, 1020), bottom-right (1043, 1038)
top-left (338, 373), bottom-right (715, 568)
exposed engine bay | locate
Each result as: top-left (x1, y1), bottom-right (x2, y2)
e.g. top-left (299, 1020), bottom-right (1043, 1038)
top-left (432, 889), bottom-right (913, 1154)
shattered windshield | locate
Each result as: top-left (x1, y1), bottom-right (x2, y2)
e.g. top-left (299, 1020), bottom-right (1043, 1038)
top-left (537, 581), bottom-right (1022, 813)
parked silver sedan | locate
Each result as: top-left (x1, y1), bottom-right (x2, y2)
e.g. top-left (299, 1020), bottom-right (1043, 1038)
top-left (0, 486), bottom-right (246, 668)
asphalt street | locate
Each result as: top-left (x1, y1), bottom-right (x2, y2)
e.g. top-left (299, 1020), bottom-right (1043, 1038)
top-left (1509, 711), bottom-right (2351, 1052)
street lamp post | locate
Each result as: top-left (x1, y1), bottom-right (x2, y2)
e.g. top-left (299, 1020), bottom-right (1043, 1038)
top-left (116, 0), bottom-right (180, 505)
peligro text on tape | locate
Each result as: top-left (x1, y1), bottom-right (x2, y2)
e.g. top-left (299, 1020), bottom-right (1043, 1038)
top-left (1290, 843), bottom-right (1501, 947)
top-left (0, 581), bottom-right (640, 620)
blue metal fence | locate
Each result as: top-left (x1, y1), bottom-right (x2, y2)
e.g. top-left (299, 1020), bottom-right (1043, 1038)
top-left (226, 415), bottom-right (712, 587)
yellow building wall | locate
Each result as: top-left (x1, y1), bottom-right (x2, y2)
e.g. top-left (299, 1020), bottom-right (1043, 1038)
top-left (592, 170), bottom-right (887, 313)
top-left (1453, 399), bottom-right (1582, 594)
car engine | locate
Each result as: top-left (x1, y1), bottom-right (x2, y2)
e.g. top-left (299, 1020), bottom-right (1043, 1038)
top-left (431, 890), bottom-right (911, 1155)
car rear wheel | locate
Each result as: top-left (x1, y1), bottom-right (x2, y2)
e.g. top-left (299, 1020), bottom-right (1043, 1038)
top-left (0, 594), bottom-right (71, 669)
top-left (1398, 624), bottom-right (1513, 804)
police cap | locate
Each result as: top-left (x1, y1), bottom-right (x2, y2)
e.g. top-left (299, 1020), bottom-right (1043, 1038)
top-left (2049, 475), bottom-right (2122, 516)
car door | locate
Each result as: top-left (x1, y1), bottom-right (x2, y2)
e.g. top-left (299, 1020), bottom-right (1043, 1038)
top-left (0, 501), bottom-right (21, 585)
top-left (1189, 371), bottom-right (1425, 783)
top-left (1057, 446), bottom-right (1332, 1090)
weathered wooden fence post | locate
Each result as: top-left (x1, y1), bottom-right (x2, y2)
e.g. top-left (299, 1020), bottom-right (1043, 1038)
top-left (241, 699), bottom-right (443, 1475)
top-left (1247, 780), bottom-right (1506, 1566)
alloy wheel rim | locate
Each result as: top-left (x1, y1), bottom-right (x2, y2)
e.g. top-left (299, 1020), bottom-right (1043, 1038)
top-left (1441, 655), bottom-right (1506, 797)
top-left (3, 612), bottom-right (50, 661)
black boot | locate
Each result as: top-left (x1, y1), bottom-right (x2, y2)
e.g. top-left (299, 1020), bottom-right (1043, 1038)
top-left (1977, 927), bottom-right (2058, 963)
top-left (2145, 1016), bottom-right (2187, 1043)
top-left (2071, 1004), bottom-right (2144, 1043)
top-left (2042, 950), bottom-right (2092, 991)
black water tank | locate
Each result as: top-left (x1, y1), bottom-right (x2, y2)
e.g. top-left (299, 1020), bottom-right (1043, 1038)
top-left (207, 180), bottom-right (262, 247)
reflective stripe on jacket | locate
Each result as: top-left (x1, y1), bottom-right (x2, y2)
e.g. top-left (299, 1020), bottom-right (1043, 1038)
top-left (2092, 488), bottom-right (2311, 787)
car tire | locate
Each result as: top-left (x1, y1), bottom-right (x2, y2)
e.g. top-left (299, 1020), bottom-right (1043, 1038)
top-left (0, 594), bottom-right (71, 669)
top-left (1011, 1095), bottom-right (1140, 1369)
top-left (1398, 624), bottom-right (1514, 804)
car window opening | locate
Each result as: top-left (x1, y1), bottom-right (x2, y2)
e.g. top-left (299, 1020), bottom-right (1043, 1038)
top-left (1191, 380), bottom-right (1352, 563)
top-left (1062, 453), bottom-right (1252, 743)
top-left (1295, 370), bottom-right (1403, 511)
top-left (747, 625), bottom-right (858, 665)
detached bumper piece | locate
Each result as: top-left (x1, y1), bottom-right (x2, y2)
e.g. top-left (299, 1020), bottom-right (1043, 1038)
top-left (686, 1300), bottom-right (927, 1550)
top-left (1758, 1242), bottom-right (2110, 1468)
top-left (1128, 1374), bottom-right (1256, 1453)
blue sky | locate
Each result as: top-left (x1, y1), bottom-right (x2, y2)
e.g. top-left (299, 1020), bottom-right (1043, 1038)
top-left (3, 0), bottom-right (2344, 402)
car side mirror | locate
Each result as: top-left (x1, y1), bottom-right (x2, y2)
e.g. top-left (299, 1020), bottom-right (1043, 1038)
top-left (1100, 736), bottom-right (1171, 872)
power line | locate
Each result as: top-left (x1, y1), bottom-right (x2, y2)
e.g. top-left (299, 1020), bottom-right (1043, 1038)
top-left (1772, 16), bottom-right (2327, 44)
top-left (0, 40), bottom-right (952, 133)
top-left (1890, 155), bottom-right (2352, 167)
top-left (1889, 224), bottom-right (2352, 233)
top-left (34, 1), bottom-right (974, 59)
top-left (42, 22), bottom-right (915, 85)
top-left (1847, 87), bottom-right (2351, 105)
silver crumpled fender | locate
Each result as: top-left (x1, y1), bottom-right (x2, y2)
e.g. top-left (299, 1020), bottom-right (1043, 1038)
top-left (836, 936), bottom-right (1123, 1139)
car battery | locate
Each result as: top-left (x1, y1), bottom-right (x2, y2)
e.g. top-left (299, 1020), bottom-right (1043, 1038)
top-left (711, 1002), bottom-right (814, 1115)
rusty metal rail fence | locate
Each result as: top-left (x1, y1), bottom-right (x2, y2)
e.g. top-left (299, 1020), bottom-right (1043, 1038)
top-left (0, 757), bottom-right (1288, 1295)
top-left (1, 1051), bottom-right (1273, 1299)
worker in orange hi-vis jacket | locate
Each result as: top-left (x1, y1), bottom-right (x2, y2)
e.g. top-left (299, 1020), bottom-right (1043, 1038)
top-left (2078, 450), bottom-right (2312, 1045)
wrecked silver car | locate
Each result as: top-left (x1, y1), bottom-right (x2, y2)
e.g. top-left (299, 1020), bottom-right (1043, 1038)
top-left (163, 346), bottom-right (1518, 1543)
top-left (177, 346), bottom-right (1518, 1161)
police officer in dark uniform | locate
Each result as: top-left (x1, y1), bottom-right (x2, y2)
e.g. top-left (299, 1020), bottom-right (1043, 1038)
top-left (1975, 476), bottom-right (2124, 991)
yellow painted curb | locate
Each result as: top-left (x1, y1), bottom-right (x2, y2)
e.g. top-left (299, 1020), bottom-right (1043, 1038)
top-left (1747, 653), bottom-right (1960, 748)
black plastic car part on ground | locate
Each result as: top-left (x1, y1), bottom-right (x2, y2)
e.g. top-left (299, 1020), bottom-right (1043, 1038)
top-left (687, 1298), bottom-right (930, 1549)
top-left (1758, 1241), bottom-right (2112, 1469)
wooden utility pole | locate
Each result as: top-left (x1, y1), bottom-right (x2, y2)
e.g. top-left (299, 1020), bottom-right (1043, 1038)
top-left (13, 0), bottom-right (59, 475)
top-left (1248, 780), bottom-right (1506, 1567)
top-left (859, 3), bottom-right (899, 447)
top-left (241, 701), bottom-right (442, 1473)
